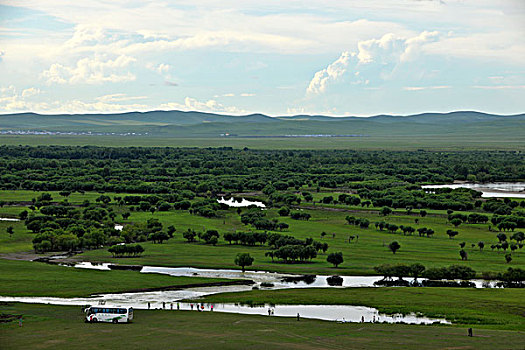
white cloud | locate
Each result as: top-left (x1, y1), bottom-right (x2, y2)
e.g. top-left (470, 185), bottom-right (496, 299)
top-left (472, 85), bottom-right (525, 90)
top-left (307, 31), bottom-right (441, 94)
top-left (159, 97), bottom-right (246, 114)
top-left (0, 86), bottom-right (149, 113)
top-left (307, 51), bottom-right (352, 94)
top-left (0, 86), bottom-right (47, 112)
top-left (146, 62), bottom-right (171, 74)
top-left (21, 87), bottom-right (41, 98)
top-left (404, 85), bottom-right (451, 91)
top-left (95, 94), bottom-right (148, 103)
top-left (53, 99), bottom-right (149, 113)
top-left (41, 55), bottom-right (136, 84)
top-left (357, 31), bottom-right (439, 64)
top-left (240, 93), bottom-right (255, 97)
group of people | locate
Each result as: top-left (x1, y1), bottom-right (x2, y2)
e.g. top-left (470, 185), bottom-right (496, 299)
top-left (360, 315), bottom-right (379, 323)
top-left (146, 302), bottom-right (214, 312)
top-left (190, 303), bottom-right (214, 312)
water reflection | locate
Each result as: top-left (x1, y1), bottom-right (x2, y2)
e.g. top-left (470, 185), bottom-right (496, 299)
top-left (422, 182), bottom-right (525, 198)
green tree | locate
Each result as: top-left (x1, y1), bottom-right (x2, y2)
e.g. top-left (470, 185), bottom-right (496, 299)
top-left (380, 207), bottom-right (392, 216)
top-left (446, 230), bottom-right (459, 239)
top-left (327, 252), bottom-right (344, 268)
top-left (450, 218), bottom-right (462, 227)
top-left (235, 253), bottom-right (254, 273)
top-left (278, 206), bottom-right (290, 216)
top-left (478, 241), bottom-right (485, 251)
top-left (389, 241), bottom-right (401, 254)
top-left (410, 263), bottom-right (425, 281)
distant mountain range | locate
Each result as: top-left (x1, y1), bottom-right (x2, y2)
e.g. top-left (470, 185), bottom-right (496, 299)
top-left (0, 111), bottom-right (523, 138)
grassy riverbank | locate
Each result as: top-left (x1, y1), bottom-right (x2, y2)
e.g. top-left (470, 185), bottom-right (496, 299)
top-left (76, 207), bottom-right (522, 276)
top-left (200, 287), bottom-right (525, 331)
top-left (1, 303), bottom-right (524, 350)
top-left (0, 259), bottom-right (231, 298)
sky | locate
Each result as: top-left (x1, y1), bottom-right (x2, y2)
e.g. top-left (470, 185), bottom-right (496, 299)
top-left (0, 0), bottom-right (524, 116)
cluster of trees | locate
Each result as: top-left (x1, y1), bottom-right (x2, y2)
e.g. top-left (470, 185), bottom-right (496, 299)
top-left (290, 211), bottom-right (311, 221)
top-left (491, 215), bottom-right (525, 231)
top-left (265, 234), bottom-right (328, 264)
top-left (373, 263), bottom-right (477, 287)
top-left (488, 232), bottom-right (525, 257)
top-left (374, 263), bottom-right (426, 280)
top-left (483, 198), bottom-right (523, 215)
top-left (423, 265), bottom-right (476, 280)
top-left (224, 231), bottom-right (268, 246)
top-left (337, 194), bottom-right (361, 206)
top-left (108, 244), bottom-right (145, 258)
top-left (27, 196), bottom-right (171, 252)
top-left (267, 245), bottom-right (318, 263)
top-left (181, 229), bottom-right (219, 245)
top-left (269, 192), bottom-right (301, 206)
top-left (359, 187), bottom-right (480, 211)
top-left (374, 221), bottom-right (434, 238)
top-left (29, 202), bottom-right (120, 252)
top-left (345, 216), bottom-right (370, 229)
top-left (240, 210), bottom-right (288, 230)
top-left (497, 268), bottom-right (525, 288)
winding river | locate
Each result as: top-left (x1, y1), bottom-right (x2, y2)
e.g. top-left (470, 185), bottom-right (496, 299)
top-left (1, 262), bottom-right (491, 324)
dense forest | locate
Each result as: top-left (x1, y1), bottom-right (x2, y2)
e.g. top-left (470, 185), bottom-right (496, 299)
top-left (0, 146), bottom-right (523, 194)
top-left (1, 146), bottom-right (523, 259)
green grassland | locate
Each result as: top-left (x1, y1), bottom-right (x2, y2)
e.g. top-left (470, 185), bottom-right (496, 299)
top-left (0, 185), bottom-right (522, 275)
top-left (201, 287), bottom-right (525, 331)
top-left (1, 303), bottom-right (524, 350)
top-left (0, 214), bottom-right (33, 254)
top-left (75, 206), bottom-right (522, 276)
top-left (0, 259), bottom-right (231, 298)
top-left (2, 134), bottom-right (524, 150)
top-left (0, 190), bottom-right (120, 205)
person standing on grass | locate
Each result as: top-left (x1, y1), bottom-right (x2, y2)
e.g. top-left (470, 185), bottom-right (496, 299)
top-left (148, 302), bottom-right (150, 310)
top-left (177, 303), bottom-right (180, 310)
top-left (297, 313), bottom-right (300, 321)
top-left (18, 316), bottom-right (23, 327)
top-left (211, 305), bottom-right (214, 312)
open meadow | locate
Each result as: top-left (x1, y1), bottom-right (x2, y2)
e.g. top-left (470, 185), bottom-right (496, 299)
top-left (1, 303), bottom-right (524, 350)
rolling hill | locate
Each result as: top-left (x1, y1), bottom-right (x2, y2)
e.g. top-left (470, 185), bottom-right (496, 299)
top-left (0, 111), bottom-right (523, 139)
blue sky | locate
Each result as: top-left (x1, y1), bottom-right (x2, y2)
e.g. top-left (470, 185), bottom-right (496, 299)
top-left (0, 0), bottom-right (524, 116)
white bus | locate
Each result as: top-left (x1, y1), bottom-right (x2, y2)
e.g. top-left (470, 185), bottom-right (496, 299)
top-left (84, 306), bottom-right (133, 323)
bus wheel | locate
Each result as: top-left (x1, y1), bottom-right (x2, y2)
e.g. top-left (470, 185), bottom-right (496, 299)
top-left (92, 318), bottom-right (98, 323)
top-left (112, 319), bottom-right (118, 324)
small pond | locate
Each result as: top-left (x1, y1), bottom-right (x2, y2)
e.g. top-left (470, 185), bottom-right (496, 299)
top-left (217, 197), bottom-right (265, 208)
top-left (422, 182), bottom-right (525, 198)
